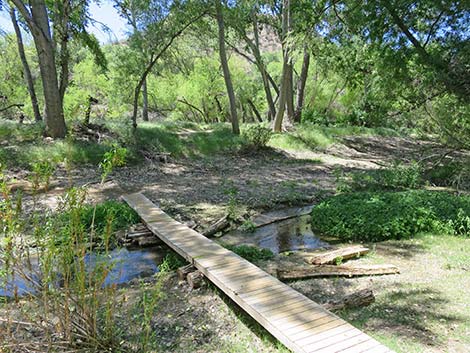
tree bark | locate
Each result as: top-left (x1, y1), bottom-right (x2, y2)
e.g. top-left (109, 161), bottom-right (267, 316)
top-left (10, 7), bottom-right (42, 122)
top-left (142, 78), bottom-right (149, 121)
top-left (12, 0), bottom-right (67, 138)
top-left (323, 289), bottom-right (375, 311)
top-left (277, 264), bottom-right (399, 281)
top-left (306, 246), bottom-right (370, 265)
top-left (215, 0), bottom-right (239, 135)
top-left (251, 12), bottom-right (276, 120)
top-left (273, 0), bottom-right (291, 132)
top-left (294, 47), bottom-right (310, 123)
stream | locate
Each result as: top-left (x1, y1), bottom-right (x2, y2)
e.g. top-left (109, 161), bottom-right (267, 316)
top-left (1, 247), bottom-right (166, 298)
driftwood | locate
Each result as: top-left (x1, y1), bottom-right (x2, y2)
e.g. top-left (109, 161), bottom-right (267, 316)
top-left (177, 264), bottom-right (196, 281)
top-left (306, 245), bottom-right (370, 265)
top-left (187, 270), bottom-right (204, 289)
top-left (323, 289), bottom-right (375, 311)
top-left (122, 223), bottom-right (162, 247)
top-left (202, 215), bottom-right (230, 237)
top-left (277, 264), bottom-right (399, 281)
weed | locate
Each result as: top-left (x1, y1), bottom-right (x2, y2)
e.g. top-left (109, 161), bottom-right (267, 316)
top-left (240, 219), bottom-right (257, 233)
top-left (161, 252), bottom-right (187, 271)
top-left (242, 124), bottom-right (272, 150)
top-left (224, 244), bottom-right (274, 262)
top-left (30, 159), bottom-right (56, 191)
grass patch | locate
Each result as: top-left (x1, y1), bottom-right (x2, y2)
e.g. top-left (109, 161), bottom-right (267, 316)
top-left (269, 124), bottom-right (400, 151)
top-left (336, 233), bottom-right (470, 352)
top-left (133, 122), bottom-right (246, 159)
top-left (311, 190), bottom-right (470, 241)
top-left (224, 244), bottom-right (274, 262)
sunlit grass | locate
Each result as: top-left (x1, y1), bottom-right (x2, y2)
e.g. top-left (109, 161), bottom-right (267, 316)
top-left (269, 124), bottom-right (401, 151)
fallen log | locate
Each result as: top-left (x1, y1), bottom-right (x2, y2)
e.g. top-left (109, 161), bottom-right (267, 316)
top-left (126, 230), bottom-right (154, 239)
top-left (187, 270), bottom-right (204, 289)
top-left (323, 289), bottom-right (375, 311)
top-left (137, 237), bottom-right (162, 247)
top-left (306, 245), bottom-right (370, 265)
top-left (177, 264), bottom-right (196, 281)
top-left (202, 215), bottom-right (229, 237)
top-left (277, 264), bottom-right (399, 281)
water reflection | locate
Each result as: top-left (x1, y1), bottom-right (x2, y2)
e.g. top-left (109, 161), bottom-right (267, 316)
top-left (1, 247), bottom-right (165, 298)
top-left (221, 214), bottom-right (329, 254)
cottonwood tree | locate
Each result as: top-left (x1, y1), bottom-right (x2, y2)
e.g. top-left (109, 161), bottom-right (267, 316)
top-left (9, 6), bottom-right (41, 122)
top-left (215, 0), bottom-right (239, 134)
top-left (115, 0), bottom-right (207, 129)
top-left (10, 0), bottom-right (66, 137)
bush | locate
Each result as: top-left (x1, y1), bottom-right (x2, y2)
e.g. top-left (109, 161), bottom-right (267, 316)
top-left (59, 200), bottom-right (140, 245)
top-left (225, 244), bottom-right (274, 262)
top-left (311, 191), bottom-right (470, 241)
top-left (339, 162), bottom-right (423, 192)
top-left (242, 124), bottom-right (272, 149)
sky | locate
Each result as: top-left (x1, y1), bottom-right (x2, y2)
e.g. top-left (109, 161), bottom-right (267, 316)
top-left (0, 2), bottom-right (129, 43)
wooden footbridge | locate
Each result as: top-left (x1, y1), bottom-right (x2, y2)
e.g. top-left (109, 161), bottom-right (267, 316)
top-left (123, 193), bottom-right (393, 353)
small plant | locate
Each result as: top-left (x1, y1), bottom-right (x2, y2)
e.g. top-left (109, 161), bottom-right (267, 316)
top-left (225, 244), bottom-right (274, 262)
top-left (222, 179), bottom-right (241, 219)
top-left (31, 159), bottom-right (56, 191)
top-left (242, 124), bottom-right (272, 149)
top-left (240, 219), bottom-right (257, 233)
top-left (99, 145), bottom-right (127, 182)
top-left (161, 252), bottom-right (187, 271)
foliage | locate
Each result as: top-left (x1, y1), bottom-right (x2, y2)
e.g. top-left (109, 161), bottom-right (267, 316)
top-left (99, 145), bottom-right (127, 182)
top-left (311, 191), bottom-right (470, 241)
top-left (31, 159), bottom-right (56, 191)
top-left (337, 162), bottom-right (423, 192)
top-left (242, 124), bottom-right (273, 149)
top-left (58, 200), bottom-right (140, 246)
top-left (225, 244), bottom-right (274, 262)
top-left (160, 252), bottom-right (187, 271)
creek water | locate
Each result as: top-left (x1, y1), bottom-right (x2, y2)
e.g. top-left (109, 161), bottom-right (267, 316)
top-left (1, 247), bottom-right (166, 298)
top-left (220, 212), bottom-right (330, 254)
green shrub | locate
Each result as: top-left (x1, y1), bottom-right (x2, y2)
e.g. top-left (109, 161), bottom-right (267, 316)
top-left (59, 200), bottom-right (140, 245)
top-left (339, 162), bottom-right (423, 192)
top-left (225, 244), bottom-right (274, 262)
top-left (311, 191), bottom-right (470, 241)
top-left (242, 124), bottom-right (272, 149)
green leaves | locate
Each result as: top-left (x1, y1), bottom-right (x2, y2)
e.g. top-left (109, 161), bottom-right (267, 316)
top-left (311, 191), bottom-right (470, 242)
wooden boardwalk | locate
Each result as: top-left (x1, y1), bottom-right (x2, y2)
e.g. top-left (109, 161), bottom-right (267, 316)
top-left (123, 193), bottom-right (393, 353)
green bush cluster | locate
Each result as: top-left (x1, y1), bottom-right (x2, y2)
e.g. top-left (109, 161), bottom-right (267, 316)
top-left (225, 244), bottom-right (274, 262)
top-left (311, 191), bottom-right (470, 241)
top-left (339, 162), bottom-right (423, 192)
top-left (59, 200), bottom-right (140, 240)
top-left (242, 124), bottom-right (273, 149)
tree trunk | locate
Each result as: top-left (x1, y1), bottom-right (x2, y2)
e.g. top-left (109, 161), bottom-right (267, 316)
top-left (294, 47), bottom-right (310, 123)
top-left (277, 264), bottom-right (400, 281)
top-left (57, 0), bottom-right (71, 104)
top-left (273, 0), bottom-right (291, 132)
top-left (251, 13), bottom-right (276, 120)
top-left (10, 7), bottom-right (42, 122)
top-left (215, 0), bottom-right (239, 135)
top-left (323, 289), bottom-right (375, 311)
top-left (142, 78), bottom-right (149, 121)
top-left (306, 246), bottom-right (370, 265)
top-left (12, 0), bottom-right (67, 138)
